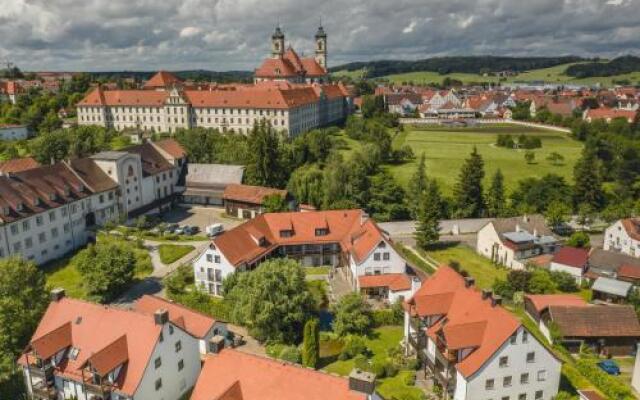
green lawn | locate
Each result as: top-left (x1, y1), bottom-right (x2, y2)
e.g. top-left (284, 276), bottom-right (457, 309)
top-left (380, 62), bottom-right (640, 87)
top-left (377, 370), bottom-right (424, 400)
top-left (424, 244), bottom-right (507, 289)
top-left (389, 124), bottom-right (583, 195)
top-left (305, 266), bottom-right (331, 275)
top-left (44, 240), bottom-right (153, 300)
top-left (158, 244), bottom-right (195, 264)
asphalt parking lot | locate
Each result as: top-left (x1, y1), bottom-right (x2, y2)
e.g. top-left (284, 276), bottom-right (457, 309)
top-left (159, 205), bottom-right (244, 232)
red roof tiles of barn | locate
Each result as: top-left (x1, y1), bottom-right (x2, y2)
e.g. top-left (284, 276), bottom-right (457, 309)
top-left (551, 247), bottom-right (590, 268)
top-left (222, 184), bottom-right (287, 205)
top-left (0, 157), bottom-right (40, 174)
top-left (191, 350), bottom-right (366, 400)
top-left (154, 138), bottom-right (186, 158)
top-left (524, 294), bottom-right (587, 314)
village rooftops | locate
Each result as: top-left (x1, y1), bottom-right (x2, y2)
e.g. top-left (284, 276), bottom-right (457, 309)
top-left (190, 349), bottom-right (366, 400)
top-left (134, 295), bottom-right (217, 339)
top-left (591, 277), bottom-right (633, 298)
top-left (524, 294), bottom-right (587, 315)
top-left (551, 247), bottom-right (590, 268)
top-left (620, 218), bottom-right (640, 241)
top-left (546, 305), bottom-right (640, 338)
top-left (222, 184), bottom-right (287, 205)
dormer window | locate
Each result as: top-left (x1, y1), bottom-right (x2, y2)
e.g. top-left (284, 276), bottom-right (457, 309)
top-left (315, 228), bottom-right (329, 236)
top-left (15, 202), bottom-right (23, 212)
top-left (280, 229), bottom-right (293, 238)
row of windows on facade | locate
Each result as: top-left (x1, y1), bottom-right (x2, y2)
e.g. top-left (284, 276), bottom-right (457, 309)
top-left (486, 368), bottom-right (546, 390)
top-left (485, 390), bottom-right (545, 400)
top-left (80, 114), bottom-right (290, 128)
top-left (81, 106), bottom-right (288, 116)
top-left (3, 235), bottom-right (75, 258)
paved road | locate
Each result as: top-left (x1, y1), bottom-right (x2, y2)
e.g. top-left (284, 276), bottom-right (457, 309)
top-left (113, 239), bottom-right (209, 306)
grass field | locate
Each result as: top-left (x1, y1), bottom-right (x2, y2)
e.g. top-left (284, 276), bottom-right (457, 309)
top-left (424, 244), bottom-right (507, 289)
top-left (332, 62), bottom-right (640, 87)
top-left (388, 124), bottom-right (583, 195)
top-left (158, 244), bottom-right (195, 264)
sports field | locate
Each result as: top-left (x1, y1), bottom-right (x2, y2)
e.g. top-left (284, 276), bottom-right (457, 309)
top-left (388, 124), bottom-right (583, 195)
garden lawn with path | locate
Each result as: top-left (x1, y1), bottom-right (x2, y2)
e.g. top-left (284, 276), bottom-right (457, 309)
top-left (321, 326), bottom-right (424, 400)
top-left (158, 244), bottom-right (196, 264)
top-left (424, 244), bottom-right (507, 289)
top-left (388, 124), bottom-right (583, 195)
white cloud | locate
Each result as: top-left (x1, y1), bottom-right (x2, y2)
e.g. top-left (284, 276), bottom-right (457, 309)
top-left (179, 26), bottom-right (202, 38)
top-left (402, 21), bottom-right (417, 34)
top-left (0, 0), bottom-right (637, 71)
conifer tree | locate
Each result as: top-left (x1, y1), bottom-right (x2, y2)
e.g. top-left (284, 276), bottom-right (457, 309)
top-left (302, 318), bottom-right (319, 368)
top-left (407, 152), bottom-right (427, 219)
top-left (415, 180), bottom-right (443, 250)
top-left (573, 148), bottom-right (605, 210)
top-left (486, 169), bottom-right (506, 217)
top-left (452, 147), bottom-right (486, 218)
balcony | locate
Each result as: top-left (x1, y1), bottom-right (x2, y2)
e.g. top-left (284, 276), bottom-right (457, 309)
top-left (31, 381), bottom-right (57, 400)
top-left (27, 364), bottom-right (54, 380)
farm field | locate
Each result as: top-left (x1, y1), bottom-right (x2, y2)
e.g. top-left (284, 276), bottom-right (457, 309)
top-left (333, 62), bottom-right (640, 87)
top-left (388, 124), bottom-right (584, 195)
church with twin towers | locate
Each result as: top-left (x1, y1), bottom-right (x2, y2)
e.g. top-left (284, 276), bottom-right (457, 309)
top-left (254, 24), bottom-right (329, 84)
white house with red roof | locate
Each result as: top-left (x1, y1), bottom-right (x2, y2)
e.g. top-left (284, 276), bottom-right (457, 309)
top-left (549, 246), bottom-right (590, 283)
top-left (404, 267), bottom-right (561, 400)
top-left (193, 209), bottom-right (420, 301)
top-left (20, 290), bottom-right (203, 400)
top-left (134, 295), bottom-right (228, 355)
top-left (604, 218), bottom-right (640, 258)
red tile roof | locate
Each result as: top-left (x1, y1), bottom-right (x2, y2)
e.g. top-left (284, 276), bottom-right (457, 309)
top-left (618, 264), bottom-right (640, 280)
top-left (19, 297), bottom-right (163, 396)
top-left (143, 70), bottom-right (183, 89)
top-left (222, 184), bottom-right (287, 205)
top-left (134, 295), bottom-right (216, 339)
top-left (30, 321), bottom-right (72, 360)
top-left (153, 138), bottom-right (186, 159)
top-left (548, 305), bottom-right (640, 337)
top-left (406, 267), bottom-right (521, 378)
top-left (0, 157), bottom-right (40, 174)
top-left (585, 107), bottom-right (637, 122)
top-left (524, 294), bottom-right (587, 314)
top-left (551, 247), bottom-right (590, 268)
top-left (621, 218), bottom-right (640, 241)
top-left (84, 335), bottom-right (129, 376)
top-left (359, 273), bottom-right (411, 291)
top-left (255, 47), bottom-right (326, 79)
top-left (212, 210), bottom-right (389, 267)
top-left (191, 349), bottom-right (366, 400)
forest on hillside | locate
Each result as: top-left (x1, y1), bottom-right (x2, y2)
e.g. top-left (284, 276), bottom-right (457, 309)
top-left (565, 56), bottom-right (640, 78)
top-left (330, 56), bottom-right (585, 77)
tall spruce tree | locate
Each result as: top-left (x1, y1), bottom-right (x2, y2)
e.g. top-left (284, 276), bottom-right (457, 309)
top-left (245, 121), bottom-right (284, 188)
top-left (302, 318), bottom-right (319, 368)
top-left (452, 147), bottom-right (486, 218)
top-left (407, 152), bottom-right (428, 219)
top-left (573, 148), bottom-right (605, 210)
top-left (415, 180), bottom-right (443, 250)
top-left (486, 169), bottom-right (506, 217)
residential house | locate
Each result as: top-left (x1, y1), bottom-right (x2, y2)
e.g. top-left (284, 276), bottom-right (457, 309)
top-left (193, 209), bottom-right (417, 301)
top-left (19, 289), bottom-right (202, 400)
top-left (523, 294), bottom-right (588, 338)
top-left (404, 267), bottom-right (561, 400)
top-left (190, 349), bottom-right (375, 400)
top-left (586, 248), bottom-right (640, 281)
top-left (476, 215), bottom-right (560, 270)
top-left (181, 164), bottom-right (244, 206)
top-left (133, 295), bottom-right (229, 355)
top-left (604, 218), bottom-right (640, 258)
top-left (386, 93), bottom-right (422, 115)
top-left (222, 183), bottom-right (289, 219)
top-left (549, 247), bottom-right (590, 284)
top-left (591, 277), bottom-right (633, 303)
top-left (538, 304), bottom-right (640, 355)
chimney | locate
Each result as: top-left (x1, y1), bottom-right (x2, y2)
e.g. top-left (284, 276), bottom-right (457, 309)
top-left (154, 309), bottom-right (169, 325)
top-left (464, 277), bottom-right (475, 288)
top-left (349, 369), bottom-right (376, 396)
top-left (491, 295), bottom-right (503, 307)
top-left (50, 288), bottom-right (66, 302)
top-left (481, 289), bottom-right (492, 300)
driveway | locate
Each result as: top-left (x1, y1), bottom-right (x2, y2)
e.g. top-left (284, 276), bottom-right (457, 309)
top-left (160, 205), bottom-right (244, 232)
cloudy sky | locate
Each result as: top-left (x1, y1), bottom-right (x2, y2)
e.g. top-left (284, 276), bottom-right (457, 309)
top-left (0, 0), bottom-right (638, 72)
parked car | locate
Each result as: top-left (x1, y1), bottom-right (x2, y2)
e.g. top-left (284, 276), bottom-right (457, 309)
top-left (206, 223), bottom-right (224, 237)
top-left (174, 226), bottom-right (187, 235)
top-left (184, 225), bottom-right (200, 235)
top-left (597, 360), bottom-right (620, 375)
top-left (164, 223), bottom-right (179, 233)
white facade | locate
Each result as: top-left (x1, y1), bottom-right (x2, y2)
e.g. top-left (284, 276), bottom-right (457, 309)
top-left (193, 244), bottom-right (241, 296)
top-left (454, 326), bottom-right (561, 400)
top-left (476, 223), bottom-right (522, 269)
top-left (549, 261), bottom-right (584, 284)
top-left (0, 124), bottom-right (29, 140)
top-left (604, 220), bottom-right (640, 258)
top-left (0, 189), bottom-right (118, 265)
top-left (349, 240), bottom-right (407, 288)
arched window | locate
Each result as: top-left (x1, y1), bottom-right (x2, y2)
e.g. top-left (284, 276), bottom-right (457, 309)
top-left (127, 165), bottom-right (135, 177)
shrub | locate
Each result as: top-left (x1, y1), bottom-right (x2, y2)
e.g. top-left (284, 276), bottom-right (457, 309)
top-left (370, 359), bottom-right (387, 378)
top-left (353, 354), bottom-right (369, 371)
top-left (279, 346), bottom-right (302, 363)
top-left (331, 293), bottom-right (373, 337)
top-left (384, 361), bottom-right (399, 378)
top-left (339, 335), bottom-right (369, 360)
top-left (575, 359), bottom-right (634, 399)
top-left (405, 358), bottom-right (420, 371)
top-left (372, 302), bottom-right (404, 326)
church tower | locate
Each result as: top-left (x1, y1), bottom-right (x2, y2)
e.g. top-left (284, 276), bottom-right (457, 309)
top-left (272, 26), bottom-right (285, 59)
top-left (315, 24), bottom-right (327, 69)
